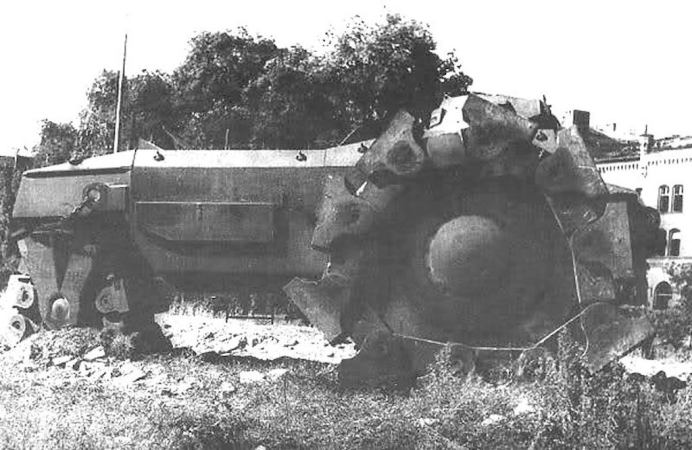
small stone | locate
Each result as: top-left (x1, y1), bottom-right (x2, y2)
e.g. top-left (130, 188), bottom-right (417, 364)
top-left (161, 388), bottom-right (175, 397)
top-left (239, 370), bottom-right (265, 384)
top-left (118, 368), bottom-right (147, 384)
top-left (417, 418), bottom-right (438, 427)
top-left (255, 446), bottom-right (267, 450)
top-left (481, 414), bottom-right (505, 427)
top-left (513, 398), bottom-right (535, 416)
top-left (52, 355), bottom-right (72, 367)
top-left (266, 368), bottom-right (288, 381)
top-left (89, 365), bottom-right (108, 380)
top-left (83, 346), bottom-right (105, 361)
top-left (67, 358), bottom-right (81, 371)
top-left (220, 382), bottom-right (236, 395)
top-left (118, 362), bottom-right (137, 376)
top-left (174, 380), bottom-right (194, 394)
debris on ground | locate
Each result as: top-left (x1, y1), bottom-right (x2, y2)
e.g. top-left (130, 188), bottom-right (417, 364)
top-left (157, 313), bottom-right (356, 363)
top-left (481, 414), bottom-right (506, 427)
top-left (620, 354), bottom-right (692, 380)
top-left (83, 346), bottom-right (106, 361)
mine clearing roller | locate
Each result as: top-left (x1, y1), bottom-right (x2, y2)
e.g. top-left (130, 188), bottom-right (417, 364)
top-left (6, 92), bottom-right (662, 386)
top-left (284, 93), bottom-right (663, 386)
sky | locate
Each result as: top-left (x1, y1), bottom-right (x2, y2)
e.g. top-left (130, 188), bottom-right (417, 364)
top-left (1, 0), bottom-right (691, 153)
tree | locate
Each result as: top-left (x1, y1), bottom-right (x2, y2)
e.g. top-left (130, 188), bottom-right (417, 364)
top-left (78, 70), bottom-right (177, 154)
top-left (321, 14), bottom-right (473, 132)
top-left (36, 14), bottom-right (474, 153)
top-left (126, 70), bottom-right (176, 149)
top-left (33, 120), bottom-right (78, 167)
top-left (77, 70), bottom-right (119, 156)
top-left (172, 29), bottom-right (280, 148)
top-left (245, 46), bottom-right (338, 149)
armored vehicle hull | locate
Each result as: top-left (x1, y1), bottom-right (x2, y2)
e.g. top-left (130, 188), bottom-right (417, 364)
top-left (11, 145), bottom-right (363, 329)
top-left (8, 93), bottom-right (663, 385)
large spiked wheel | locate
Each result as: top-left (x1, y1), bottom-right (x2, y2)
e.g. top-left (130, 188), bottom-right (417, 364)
top-left (286, 93), bottom-right (658, 387)
top-left (370, 178), bottom-right (576, 348)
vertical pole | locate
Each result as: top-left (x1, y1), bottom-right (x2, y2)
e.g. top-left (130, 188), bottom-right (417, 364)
top-left (113, 34), bottom-right (128, 153)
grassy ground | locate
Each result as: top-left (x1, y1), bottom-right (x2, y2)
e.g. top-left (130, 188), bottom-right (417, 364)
top-left (1, 329), bottom-right (692, 449)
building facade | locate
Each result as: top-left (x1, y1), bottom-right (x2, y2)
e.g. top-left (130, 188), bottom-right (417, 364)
top-left (596, 134), bottom-right (692, 309)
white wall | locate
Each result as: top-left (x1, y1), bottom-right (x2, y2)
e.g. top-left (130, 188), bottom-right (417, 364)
top-left (598, 148), bottom-right (692, 257)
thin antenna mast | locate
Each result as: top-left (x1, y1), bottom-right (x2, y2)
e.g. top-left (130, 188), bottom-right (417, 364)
top-left (113, 33), bottom-right (128, 153)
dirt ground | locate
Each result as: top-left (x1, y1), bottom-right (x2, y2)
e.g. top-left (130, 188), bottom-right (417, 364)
top-left (156, 312), bottom-right (356, 363)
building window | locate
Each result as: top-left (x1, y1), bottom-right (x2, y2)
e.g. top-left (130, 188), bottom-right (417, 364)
top-left (668, 229), bottom-right (681, 256)
top-left (653, 282), bottom-right (673, 310)
top-left (673, 185), bottom-right (684, 212)
top-left (658, 185), bottom-right (670, 213)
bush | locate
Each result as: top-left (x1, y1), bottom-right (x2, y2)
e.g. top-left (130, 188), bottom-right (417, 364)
top-left (647, 263), bottom-right (692, 350)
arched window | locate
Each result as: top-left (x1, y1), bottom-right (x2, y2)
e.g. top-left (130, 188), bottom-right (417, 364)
top-left (653, 282), bottom-right (673, 310)
top-left (668, 229), bottom-right (681, 256)
top-left (673, 185), bottom-right (684, 212)
top-left (658, 185), bottom-right (670, 213)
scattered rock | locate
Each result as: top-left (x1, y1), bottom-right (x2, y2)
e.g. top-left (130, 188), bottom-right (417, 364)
top-left (481, 414), bottom-right (506, 427)
top-left (266, 368), bottom-right (289, 381)
top-left (255, 446), bottom-right (267, 450)
top-left (513, 398), bottom-right (535, 416)
top-left (52, 355), bottom-right (72, 367)
top-left (117, 368), bottom-right (147, 384)
top-left (89, 364), bottom-right (108, 380)
top-left (118, 362), bottom-right (138, 376)
top-left (239, 370), bottom-right (265, 384)
top-left (67, 358), bottom-right (81, 371)
top-left (146, 373), bottom-right (168, 386)
top-left (83, 346), bottom-right (105, 361)
top-left (220, 381), bottom-right (236, 395)
top-left (417, 418), bottom-right (438, 427)
top-left (161, 388), bottom-right (175, 397)
top-left (169, 380), bottom-right (194, 395)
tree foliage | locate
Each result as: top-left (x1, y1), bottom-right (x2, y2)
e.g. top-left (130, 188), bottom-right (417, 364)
top-left (34, 14), bottom-right (473, 159)
top-left (33, 120), bottom-right (78, 167)
top-left (321, 14), bottom-right (472, 128)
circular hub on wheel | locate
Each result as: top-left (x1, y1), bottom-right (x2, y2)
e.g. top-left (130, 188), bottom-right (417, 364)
top-left (45, 294), bottom-right (71, 329)
top-left (427, 215), bottom-right (510, 297)
top-left (371, 178), bottom-right (577, 347)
